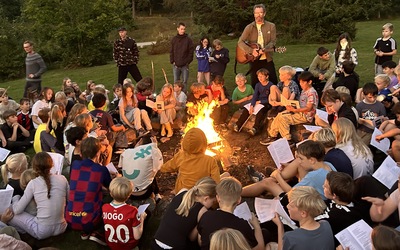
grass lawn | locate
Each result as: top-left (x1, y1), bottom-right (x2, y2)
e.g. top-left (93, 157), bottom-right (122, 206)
top-left (3, 19), bottom-right (400, 101)
top-left (1, 17), bottom-right (400, 249)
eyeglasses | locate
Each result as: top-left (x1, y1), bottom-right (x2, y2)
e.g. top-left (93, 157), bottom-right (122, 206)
top-left (254, 12), bottom-right (264, 16)
top-left (23, 46), bottom-right (31, 48)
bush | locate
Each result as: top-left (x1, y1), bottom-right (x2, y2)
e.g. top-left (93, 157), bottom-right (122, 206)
top-left (147, 34), bottom-right (172, 55)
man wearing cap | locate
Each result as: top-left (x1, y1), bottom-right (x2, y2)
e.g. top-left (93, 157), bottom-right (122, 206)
top-left (113, 27), bottom-right (142, 84)
top-left (23, 40), bottom-right (46, 97)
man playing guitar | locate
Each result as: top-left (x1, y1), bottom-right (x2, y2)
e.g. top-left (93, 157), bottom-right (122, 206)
top-left (238, 3), bottom-right (278, 88)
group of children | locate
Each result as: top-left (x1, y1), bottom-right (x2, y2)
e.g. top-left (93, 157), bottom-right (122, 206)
top-left (1, 22), bottom-right (400, 249)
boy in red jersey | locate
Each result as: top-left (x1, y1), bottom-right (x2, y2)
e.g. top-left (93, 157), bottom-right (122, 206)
top-left (103, 177), bottom-right (147, 250)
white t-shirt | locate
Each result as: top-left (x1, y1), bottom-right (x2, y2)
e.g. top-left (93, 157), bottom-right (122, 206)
top-left (31, 100), bottom-right (51, 128)
top-left (174, 91), bottom-right (187, 106)
top-left (336, 140), bottom-right (374, 179)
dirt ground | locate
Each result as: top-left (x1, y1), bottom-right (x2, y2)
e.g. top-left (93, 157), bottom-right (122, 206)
top-left (156, 127), bottom-right (277, 196)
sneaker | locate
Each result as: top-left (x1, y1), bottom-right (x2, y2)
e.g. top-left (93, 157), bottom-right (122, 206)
top-left (259, 137), bottom-right (277, 146)
top-left (155, 193), bottom-right (163, 203)
top-left (247, 128), bottom-right (256, 136)
top-left (89, 232), bottom-right (107, 246)
top-left (247, 165), bottom-right (265, 183)
top-left (137, 128), bottom-right (150, 138)
top-left (81, 232), bottom-right (90, 240)
top-left (233, 123), bottom-right (239, 132)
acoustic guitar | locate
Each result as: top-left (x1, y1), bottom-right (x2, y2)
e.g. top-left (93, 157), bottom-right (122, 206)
top-left (236, 42), bottom-right (286, 64)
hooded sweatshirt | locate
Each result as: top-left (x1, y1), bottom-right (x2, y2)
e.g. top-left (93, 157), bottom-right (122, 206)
top-left (170, 33), bottom-right (195, 67)
top-left (160, 128), bottom-right (220, 193)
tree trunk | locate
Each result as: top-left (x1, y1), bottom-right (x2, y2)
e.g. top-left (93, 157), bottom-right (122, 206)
top-left (132, 0), bottom-right (135, 19)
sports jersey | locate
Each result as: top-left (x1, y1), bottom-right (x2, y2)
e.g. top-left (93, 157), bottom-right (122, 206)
top-left (103, 203), bottom-right (141, 250)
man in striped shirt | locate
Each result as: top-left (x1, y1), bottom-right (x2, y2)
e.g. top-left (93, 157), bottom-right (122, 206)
top-left (23, 40), bottom-right (46, 97)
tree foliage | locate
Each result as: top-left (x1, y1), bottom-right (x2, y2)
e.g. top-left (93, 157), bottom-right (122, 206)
top-left (21, 0), bottom-right (131, 67)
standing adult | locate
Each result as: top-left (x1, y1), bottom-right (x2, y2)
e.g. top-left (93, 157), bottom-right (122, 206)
top-left (113, 27), bottom-right (142, 84)
top-left (238, 4), bottom-right (278, 88)
top-left (23, 41), bottom-right (46, 98)
top-left (170, 22), bottom-right (194, 92)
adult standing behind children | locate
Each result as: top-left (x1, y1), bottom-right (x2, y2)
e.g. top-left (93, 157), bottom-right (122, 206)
top-left (113, 27), bottom-right (142, 84)
top-left (373, 23), bottom-right (397, 75)
top-left (238, 3), bottom-right (278, 87)
top-left (170, 22), bottom-right (195, 92)
top-left (23, 41), bottom-right (46, 98)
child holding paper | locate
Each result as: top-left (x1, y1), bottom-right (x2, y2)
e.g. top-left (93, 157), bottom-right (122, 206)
top-left (232, 68), bottom-right (272, 136)
top-left (315, 171), bottom-right (364, 247)
top-left (198, 177), bottom-right (265, 250)
top-left (272, 186), bottom-right (335, 250)
top-left (155, 83), bottom-right (176, 138)
top-left (242, 140), bottom-right (336, 200)
top-left (102, 177), bottom-right (146, 250)
top-left (260, 71), bottom-right (318, 145)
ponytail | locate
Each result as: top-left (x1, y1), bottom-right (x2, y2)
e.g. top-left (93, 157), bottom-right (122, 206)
top-left (32, 152), bottom-right (53, 199)
top-left (175, 177), bottom-right (216, 217)
top-left (50, 102), bottom-right (65, 130)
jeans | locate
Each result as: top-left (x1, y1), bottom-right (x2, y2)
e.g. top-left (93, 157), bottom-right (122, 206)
top-left (173, 65), bottom-right (189, 92)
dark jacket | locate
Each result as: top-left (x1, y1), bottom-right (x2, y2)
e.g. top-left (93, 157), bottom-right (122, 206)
top-left (170, 33), bottom-right (194, 67)
top-left (328, 103), bottom-right (357, 128)
top-left (113, 37), bottom-right (139, 66)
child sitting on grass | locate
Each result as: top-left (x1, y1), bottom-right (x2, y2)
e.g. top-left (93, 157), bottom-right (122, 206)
top-left (1, 109), bottom-right (32, 153)
top-left (233, 68), bottom-right (272, 136)
top-left (0, 88), bottom-right (20, 125)
top-left (198, 177), bottom-right (265, 250)
top-left (260, 71), bottom-right (318, 145)
top-left (66, 137), bottom-right (112, 246)
top-left (232, 73), bottom-right (253, 108)
top-left (102, 177), bottom-right (146, 250)
top-left (272, 186), bottom-right (335, 250)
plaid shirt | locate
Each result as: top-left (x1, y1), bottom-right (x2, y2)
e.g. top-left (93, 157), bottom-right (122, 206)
top-left (113, 37), bottom-right (139, 67)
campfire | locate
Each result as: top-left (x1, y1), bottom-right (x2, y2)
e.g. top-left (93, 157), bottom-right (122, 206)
top-left (183, 100), bottom-right (232, 170)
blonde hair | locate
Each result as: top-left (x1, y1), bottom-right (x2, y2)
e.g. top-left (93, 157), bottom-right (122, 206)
top-left (109, 177), bottom-right (133, 203)
top-left (235, 73), bottom-right (246, 82)
top-left (50, 102), bottom-right (66, 130)
top-left (1, 153), bottom-right (28, 185)
top-left (66, 103), bottom-right (87, 125)
top-left (375, 74), bottom-right (391, 87)
top-left (190, 82), bottom-right (206, 94)
top-left (20, 169), bottom-right (35, 190)
top-left (123, 78), bottom-right (133, 85)
top-left (335, 86), bottom-right (350, 95)
top-left (74, 113), bottom-right (93, 132)
top-left (394, 65), bottom-right (400, 75)
top-left (216, 177), bottom-right (242, 207)
top-left (383, 23), bottom-right (394, 31)
top-left (288, 186), bottom-right (326, 217)
top-left (332, 117), bottom-right (372, 159)
top-left (279, 65), bottom-right (296, 77)
top-left (309, 127), bottom-right (336, 148)
top-left (210, 228), bottom-right (251, 250)
top-left (176, 177), bottom-right (217, 217)
top-left (54, 91), bottom-right (67, 106)
top-left (160, 83), bottom-right (176, 102)
top-left (212, 39), bottom-right (222, 47)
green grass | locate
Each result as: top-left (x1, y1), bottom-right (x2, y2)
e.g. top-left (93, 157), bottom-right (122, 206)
top-left (3, 18), bottom-right (400, 101)
top-left (2, 17), bottom-right (400, 250)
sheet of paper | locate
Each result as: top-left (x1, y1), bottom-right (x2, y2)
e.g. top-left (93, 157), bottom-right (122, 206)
top-left (48, 152), bottom-right (63, 175)
top-left (244, 103), bottom-right (264, 115)
top-left (281, 95), bottom-right (300, 109)
top-left (138, 203), bottom-right (150, 216)
top-left (0, 185), bottom-right (14, 214)
top-left (303, 125), bottom-right (322, 132)
top-left (0, 147), bottom-right (10, 162)
top-left (145, 99), bottom-right (156, 109)
top-left (106, 162), bottom-right (118, 174)
top-left (335, 220), bottom-right (372, 250)
top-left (254, 197), bottom-right (278, 223)
top-left (373, 156), bottom-right (400, 189)
top-left (267, 138), bottom-right (294, 169)
top-left (370, 128), bottom-right (390, 154)
top-left (275, 200), bottom-right (296, 228)
top-left (233, 201), bottom-right (254, 229)
top-left (316, 109), bottom-right (328, 123)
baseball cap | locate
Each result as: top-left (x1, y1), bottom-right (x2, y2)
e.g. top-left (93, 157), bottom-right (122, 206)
top-left (118, 27), bottom-right (127, 31)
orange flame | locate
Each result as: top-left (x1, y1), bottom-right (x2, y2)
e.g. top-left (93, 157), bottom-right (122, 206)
top-left (184, 100), bottom-right (222, 144)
